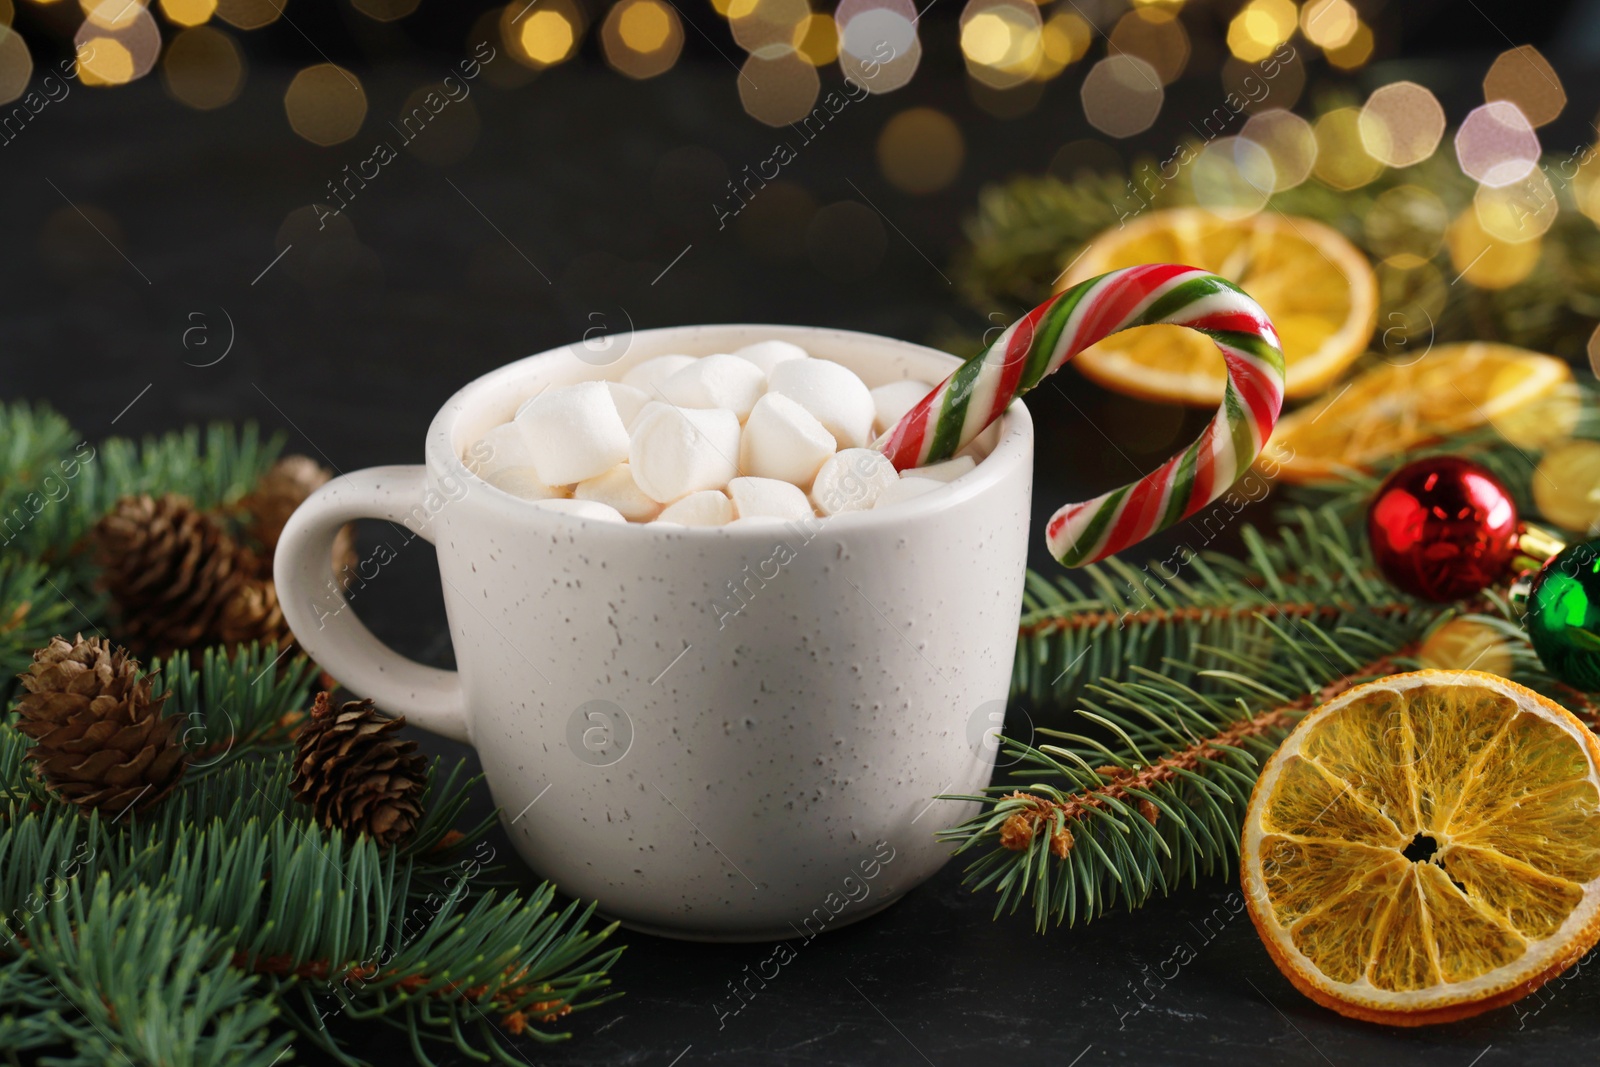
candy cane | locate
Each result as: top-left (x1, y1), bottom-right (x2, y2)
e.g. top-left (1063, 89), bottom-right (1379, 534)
top-left (874, 264), bottom-right (1286, 567)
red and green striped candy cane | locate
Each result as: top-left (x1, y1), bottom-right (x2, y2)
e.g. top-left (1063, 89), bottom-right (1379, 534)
top-left (874, 264), bottom-right (1286, 567)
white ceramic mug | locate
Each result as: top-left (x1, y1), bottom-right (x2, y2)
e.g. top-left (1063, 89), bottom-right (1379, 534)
top-left (275, 324), bottom-right (1034, 941)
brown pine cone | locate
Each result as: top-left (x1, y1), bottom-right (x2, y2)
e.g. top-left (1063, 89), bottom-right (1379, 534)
top-left (239, 455), bottom-right (356, 575)
top-left (13, 635), bottom-right (187, 815)
top-left (290, 692), bottom-right (428, 848)
top-left (217, 578), bottom-right (289, 650)
top-left (91, 494), bottom-right (257, 657)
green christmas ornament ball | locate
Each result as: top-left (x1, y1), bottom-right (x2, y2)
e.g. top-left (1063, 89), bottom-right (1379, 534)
top-left (1525, 539), bottom-right (1600, 690)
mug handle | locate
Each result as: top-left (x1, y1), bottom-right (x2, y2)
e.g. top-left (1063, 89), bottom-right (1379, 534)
top-left (273, 465), bottom-right (470, 744)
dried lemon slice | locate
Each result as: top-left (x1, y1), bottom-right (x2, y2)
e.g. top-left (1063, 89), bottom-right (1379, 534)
top-left (1241, 670), bottom-right (1600, 1026)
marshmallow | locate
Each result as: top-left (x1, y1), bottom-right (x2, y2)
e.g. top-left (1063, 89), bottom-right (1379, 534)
top-left (870, 379), bottom-right (935, 436)
top-left (655, 490), bottom-right (734, 527)
top-left (739, 393), bottom-right (837, 486)
top-left (514, 381), bottom-right (630, 485)
top-left (629, 404), bottom-right (742, 503)
top-left (732, 339), bottom-right (809, 375)
top-left (574, 464), bottom-right (662, 522)
top-left (532, 498), bottom-right (627, 523)
top-left (875, 477), bottom-right (942, 508)
top-left (622, 354), bottom-right (698, 393)
top-left (606, 382), bottom-right (651, 430)
top-left (658, 353), bottom-right (767, 419)
top-left (728, 476), bottom-right (815, 522)
top-left (484, 468), bottom-right (567, 501)
top-left (467, 421), bottom-right (537, 479)
top-left (767, 358), bottom-right (876, 449)
top-left (912, 455), bottom-right (977, 483)
top-left (811, 449), bottom-right (899, 515)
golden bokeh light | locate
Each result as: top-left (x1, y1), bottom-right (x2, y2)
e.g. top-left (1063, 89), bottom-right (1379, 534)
top-left (1324, 19), bottom-right (1372, 70)
top-left (1031, 11), bottom-right (1090, 81)
top-left (0, 0), bottom-right (11, 26)
top-left (1220, 53), bottom-right (1303, 115)
top-left (1191, 136), bottom-right (1273, 219)
top-left (1226, 0), bottom-right (1295, 63)
top-left (1591, 325), bottom-right (1600, 380)
top-left (1474, 171), bottom-right (1556, 244)
top-left (711, 0), bottom-right (759, 18)
top-left (1240, 108), bottom-right (1317, 191)
top-left (1455, 101), bottom-right (1540, 188)
top-left (77, 37), bottom-right (134, 85)
top-left (737, 46), bottom-right (819, 126)
top-left (877, 107), bottom-right (964, 194)
top-left (1300, 0), bottom-right (1357, 48)
top-left (161, 24), bottom-right (243, 108)
top-left (1364, 184), bottom-right (1448, 262)
top-left (1311, 106), bottom-right (1383, 190)
top-left (352, 0), bottom-right (421, 21)
top-left (1374, 255), bottom-right (1446, 356)
top-left (159, 0), bottom-right (215, 26)
top-left (1417, 619), bottom-right (1513, 678)
top-left (791, 13), bottom-right (838, 65)
top-left (837, 4), bottom-right (920, 93)
top-left (1484, 45), bottom-right (1564, 128)
top-left (1109, 6), bottom-right (1188, 85)
top-left (960, 0), bottom-right (1043, 90)
top-left (601, 0), bottom-right (683, 79)
top-left (214, 0), bottom-right (282, 31)
top-left (1534, 439), bottom-right (1600, 534)
top-left (0, 25), bottom-right (29, 105)
top-left (284, 63), bottom-right (367, 146)
top-left (1446, 208), bottom-right (1540, 289)
top-left (82, 0), bottom-right (146, 30)
top-left (521, 9), bottom-right (577, 65)
top-left (1358, 81), bottom-right (1445, 168)
top-left (1081, 53), bottom-right (1163, 138)
top-left (731, 0), bottom-right (808, 54)
top-left (1574, 147), bottom-right (1600, 226)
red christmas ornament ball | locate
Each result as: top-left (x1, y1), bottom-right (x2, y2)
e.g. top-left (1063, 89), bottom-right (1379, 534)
top-left (1366, 457), bottom-right (1519, 602)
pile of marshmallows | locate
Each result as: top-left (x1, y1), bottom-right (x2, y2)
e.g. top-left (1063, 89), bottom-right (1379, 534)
top-left (465, 340), bottom-right (977, 526)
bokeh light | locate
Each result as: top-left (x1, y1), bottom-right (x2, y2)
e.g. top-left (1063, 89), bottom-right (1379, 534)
top-left (1226, 0), bottom-right (1294, 63)
top-left (352, 0), bottom-right (421, 21)
top-left (731, 0), bottom-right (809, 54)
top-left (284, 63), bottom-right (367, 146)
top-left (1446, 208), bottom-right (1541, 289)
top-left (1324, 20), bottom-right (1373, 70)
top-left (1474, 171), bottom-right (1556, 244)
top-left (877, 107), bottom-right (964, 194)
top-left (0, 0), bottom-right (11, 26)
top-left (0, 25), bottom-right (30, 105)
top-left (1220, 53), bottom-right (1303, 115)
top-left (1081, 53), bottom-right (1163, 138)
top-left (1363, 184), bottom-right (1448, 262)
top-left (738, 46), bottom-right (820, 126)
top-left (1534, 440), bottom-right (1600, 535)
top-left (76, 7), bottom-right (161, 85)
top-left (1311, 106), bottom-right (1383, 190)
top-left (520, 8), bottom-right (579, 65)
top-left (792, 13), bottom-right (838, 65)
top-left (159, 0), bottom-right (215, 26)
top-left (1191, 136), bottom-right (1273, 219)
top-left (807, 200), bottom-right (886, 282)
top-left (601, 0), bottom-right (683, 79)
top-left (214, 0), bottom-right (281, 31)
top-left (82, 0), bottom-right (146, 30)
top-left (161, 24), bottom-right (243, 109)
top-left (960, 0), bottom-right (1043, 90)
top-left (1359, 81), bottom-right (1445, 168)
top-left (1483, 45), bottom-right (1564, 128)
top-left (1300, 0), bottom-right (1357, 48)
top-left (1240, 109), bottom-right (1317, 191)
top-left (1589, 324), bottom-right (1600, 380)
top-left (837, 0), bottom-right (920, 93)
top-left (1455, 101), bottom-right (1540, 187)
top-left (76, 37), bottom-right (135, 85)
top-left (1417, 619), bottom-right (1513, 677)
top-left (1109, 6), bottom-right (1188, 85)
top-left (1032, 12), bottom-right (1090, 81)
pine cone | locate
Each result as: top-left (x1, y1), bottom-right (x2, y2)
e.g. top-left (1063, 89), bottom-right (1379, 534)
top-left (290, 692), bottom-right (427, 848)
top-left (239, 455), bottom-right (356, 574)
top-left (92, 494), bottom-right (257, 657)
top-left (13, 635), bottom-right (187, 814)
top-left (217, 578), bottom-right (289, 650)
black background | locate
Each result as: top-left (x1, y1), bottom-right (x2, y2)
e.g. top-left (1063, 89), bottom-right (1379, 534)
top-left (3, 0), bottom-right (1599, 1063)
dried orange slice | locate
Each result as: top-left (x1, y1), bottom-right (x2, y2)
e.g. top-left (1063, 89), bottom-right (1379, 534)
top-left (1242, 670), bottom-right (1600, 1026)
top-left (1060, 208), bottom-right (1377, 405)
top-left (1269, 342), bottom-right (1575, 483)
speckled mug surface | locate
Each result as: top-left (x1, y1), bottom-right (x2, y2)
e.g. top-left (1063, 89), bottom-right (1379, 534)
top-left (275, 325), bottom-right (1034, 941)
